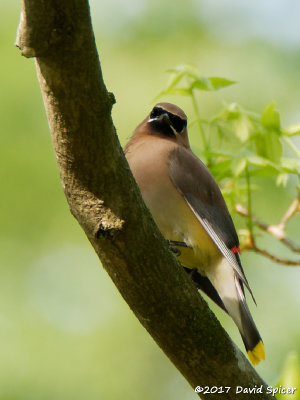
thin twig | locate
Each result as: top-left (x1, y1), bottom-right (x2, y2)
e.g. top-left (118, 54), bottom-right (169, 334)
top-left (277, 191), bottom-right (300, 232)
top-left (243, 242), bottom-right (300, 266)
top-left (235, 202), bottom-right (300, 254)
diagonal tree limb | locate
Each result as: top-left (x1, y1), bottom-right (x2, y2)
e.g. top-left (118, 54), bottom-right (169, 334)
top-left (16, 1), bottom-right (275, 398)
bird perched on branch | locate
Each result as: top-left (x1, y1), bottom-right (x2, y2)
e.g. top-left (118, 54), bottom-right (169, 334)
top-left (125, 102), bottom-right (265, 365)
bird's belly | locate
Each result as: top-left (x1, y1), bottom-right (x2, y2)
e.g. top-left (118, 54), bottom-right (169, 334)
top-left (173, 224), bottom-right (220, 274)
top-left (143, 187), bottom-right (220, 275)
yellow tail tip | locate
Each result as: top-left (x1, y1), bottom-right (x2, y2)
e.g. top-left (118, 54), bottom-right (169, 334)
top-left (247, 341), bottom-right (265, 366)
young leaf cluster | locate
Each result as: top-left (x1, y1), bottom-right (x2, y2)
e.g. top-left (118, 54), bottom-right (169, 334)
top-left (158, 64), bottom-right (300, 264)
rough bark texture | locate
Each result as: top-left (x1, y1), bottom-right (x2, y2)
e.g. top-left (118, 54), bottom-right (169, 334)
top-left (16, 1), bottom-right (275, 399)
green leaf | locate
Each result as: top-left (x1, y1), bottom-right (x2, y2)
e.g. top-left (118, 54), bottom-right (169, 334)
top-left (210, 160), bottom-right (233, 181)
top-left (227, 148), bottom-right (251, 177)
top-left (283, 123), bottom-right (300, 136)
top-left (247, 155), bottom-right (299, 177)
top-left (254, 130), bottom-right (282, 162)
top-left (232, 158), bottom-right (247, 177)
top-left (165, 71), bottom-right (185, 91)
top-left (248, 151), bottom-right (268, 167)
top-left (191, 77), bottom-right (213, 91)
top-left (204, 150), bottom-right (233, 157)
top-left (276, 173), bottom-right (289, 186)
top-left (234, 115), bottom-right (253, 142)
top-left (280, 158), bottom-right (300, 174)
top-left (167, 64), bottom-right (202, 81)
top-left (246, 154), bottom-right (286, 177)
top-left (212, 103), bottom-right (241, 123)
top-left (226, 103), bottom-right (241, 120)
top-left (261, 102), bottom-right (281, 131)
top-left (250, 166), bottom-right (281, 177)
top-left (207, 77), bottom-right (237, 90)
top-left (215, 125), bottom-right (231, 141)
top-left (191, 77), bottom-right (237, 92)
top-left (265, 130), bottom-right (283, 161)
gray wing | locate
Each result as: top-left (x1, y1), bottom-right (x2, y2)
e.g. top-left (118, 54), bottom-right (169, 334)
top-left (168, 146), bottom-right (255, 300)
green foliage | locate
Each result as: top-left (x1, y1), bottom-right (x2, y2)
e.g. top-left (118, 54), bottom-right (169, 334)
top-left (276, 352), bottom-right (300, 400)
top-left (158, 64), bottom-right (300, 233)
top-left (284, 123), bottom-right (300, 137)
top-left (157, 65), bottom-right (236, 97)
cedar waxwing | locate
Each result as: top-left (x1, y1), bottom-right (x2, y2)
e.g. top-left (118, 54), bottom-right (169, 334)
top-left (125, 102), bottom-right (265, 366)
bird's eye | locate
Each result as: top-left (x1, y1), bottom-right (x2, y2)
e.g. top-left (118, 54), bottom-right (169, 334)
top-left (169, 114), bottom-right (187, 133)
top-left (150, 107), bottom-right (164, 119)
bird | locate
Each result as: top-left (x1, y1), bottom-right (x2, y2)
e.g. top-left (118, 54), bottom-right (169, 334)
top-left (125, 102), bottom-right (265, 366)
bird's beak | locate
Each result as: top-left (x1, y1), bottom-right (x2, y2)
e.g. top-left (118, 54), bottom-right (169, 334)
top-left (159, 113), bottom-right (170, 123)
top-left (149, 113), bottom-right (170, 124)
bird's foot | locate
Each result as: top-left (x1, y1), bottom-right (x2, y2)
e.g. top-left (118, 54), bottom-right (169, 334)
top-left (169, 246), bottom-right (181, 256)
top-left (167, 240), bottom-right (192, 257)
top-left (168, 240), bottom-right (191, 248)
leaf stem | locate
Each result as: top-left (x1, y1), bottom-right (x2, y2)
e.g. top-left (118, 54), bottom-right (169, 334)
top-left (282, 136), bottom-right (300, 159)
top-left (245, 163), bottom-right (254, 244)
top-left (191, 89), bottom-right (209, 153)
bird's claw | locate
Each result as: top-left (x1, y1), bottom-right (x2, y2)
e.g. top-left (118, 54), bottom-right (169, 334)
top-left (169, 246), bottom-right (181, 256)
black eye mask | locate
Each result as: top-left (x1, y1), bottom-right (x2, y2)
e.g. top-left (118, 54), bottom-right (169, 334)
top-left (150, 106), bottom-right (187, 133)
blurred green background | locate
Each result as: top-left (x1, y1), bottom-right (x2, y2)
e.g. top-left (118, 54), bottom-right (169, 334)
top-left (1, 0), bottom-right (300, 399)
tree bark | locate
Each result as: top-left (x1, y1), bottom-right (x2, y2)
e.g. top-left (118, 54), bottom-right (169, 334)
top-left (16, 1), bottom-right (275, 399)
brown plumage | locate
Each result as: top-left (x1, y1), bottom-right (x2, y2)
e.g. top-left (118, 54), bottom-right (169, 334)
top-left (125, 102), bottom-right (265, 365)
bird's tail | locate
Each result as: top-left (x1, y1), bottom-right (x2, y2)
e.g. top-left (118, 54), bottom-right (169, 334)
top-left (206, 260), bottom-right (265, 366)
top-left (234, 275), bottom-right (265, 365)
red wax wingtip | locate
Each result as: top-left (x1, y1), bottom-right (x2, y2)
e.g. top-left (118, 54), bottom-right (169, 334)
top-left (232, 246), bottom-right (241, 254)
